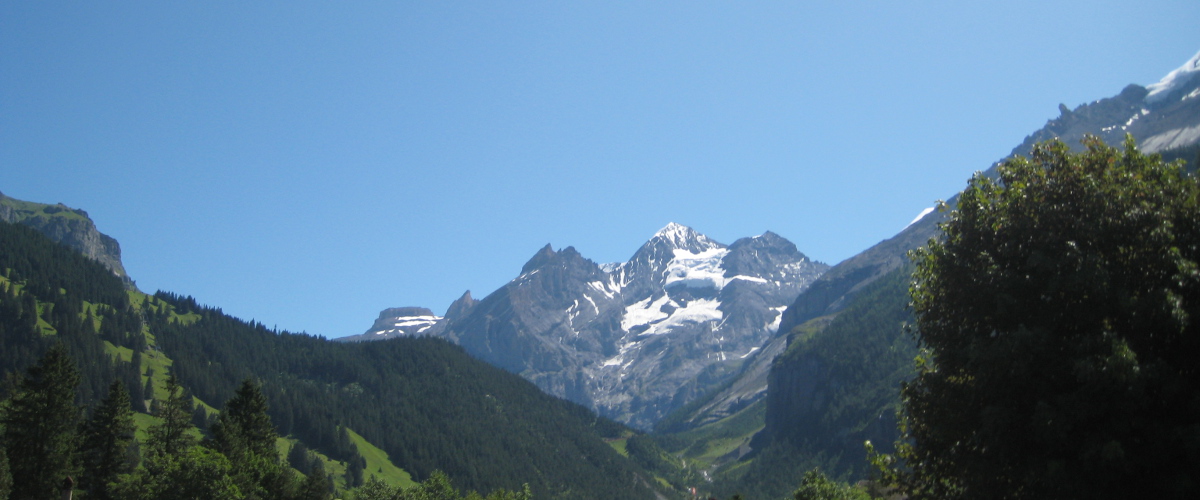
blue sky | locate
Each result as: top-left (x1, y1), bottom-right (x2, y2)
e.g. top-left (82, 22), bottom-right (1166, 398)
top-left (3, 2), bottom-right (1198, 338)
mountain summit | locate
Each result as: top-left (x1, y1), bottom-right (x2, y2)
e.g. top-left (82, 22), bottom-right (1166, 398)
top-left (353, 223), bottom-right (828, 429)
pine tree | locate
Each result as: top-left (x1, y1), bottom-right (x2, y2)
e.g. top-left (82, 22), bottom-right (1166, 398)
top-left (296, 459), bottom-right (333, 500)
top-left (212, 379), bottom-right (277, 459)
top-left (0, 343), bottom-right (82, 500)
top-left (146, 373), bottom-right (196, 459)
top-left (80, 380), bottom-right (137, 500)
top-left (211, 379), bottom-right (291, 499)
top-left (288, 441), bottom-right (312, 472)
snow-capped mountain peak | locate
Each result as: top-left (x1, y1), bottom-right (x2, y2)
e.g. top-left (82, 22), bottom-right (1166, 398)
top-left (1146, 49), bottom-right (1200, 103)
top-left (651, 222), bottom-right (722, 252)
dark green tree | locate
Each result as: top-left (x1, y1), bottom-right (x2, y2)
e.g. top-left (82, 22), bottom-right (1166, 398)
top-left (210, 379), bottom-right (292, 500)
top-left (287, 441), bottom-right (312, 472)
top-left (296, 459), bottom-right (333, 500)
top-left (0, 446), bottom-right (11, 500)
top-left (892, 136), bottom-right (1200, 498)
top-left (0, 343), bottom-right (81, 500)
top-left (212, 379), bottom-right (277, 459)
top-left (80, 380), bottom-right (137, 500)
top-left (146, 373), bottom-right (197, 459)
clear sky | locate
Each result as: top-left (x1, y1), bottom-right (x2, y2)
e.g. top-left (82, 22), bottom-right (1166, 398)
top-left (3, 2), bottom-right (1198, 338)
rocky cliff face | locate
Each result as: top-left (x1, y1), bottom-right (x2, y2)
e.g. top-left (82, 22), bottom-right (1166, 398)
top-left (0, 191), bottom-right (131, 284)
top-left (359, 223), bottom-right (828, 429)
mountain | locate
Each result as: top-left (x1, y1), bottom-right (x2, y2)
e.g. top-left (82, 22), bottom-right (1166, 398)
top-left (337, 291), bottom-right (477, 343)
top-left (355, 223), bottom-right (829, 430)
top-left (0, 190), bottom-right (131, 283)
top-left (693, 49), bottom-right (1200, 499)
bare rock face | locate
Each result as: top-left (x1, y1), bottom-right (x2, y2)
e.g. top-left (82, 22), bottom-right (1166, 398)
top-left (0, 191), bottom-right (130, 284)
top-left (386, 223), bottom-right (830, 429)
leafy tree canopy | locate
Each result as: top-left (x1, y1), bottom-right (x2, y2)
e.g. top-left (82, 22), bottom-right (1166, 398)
top-left (892, 135), bottom-right (1200, 498)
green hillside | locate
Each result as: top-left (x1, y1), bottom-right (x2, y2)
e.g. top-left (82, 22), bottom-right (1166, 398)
top-left (0, 217), bottom-right (665, 499)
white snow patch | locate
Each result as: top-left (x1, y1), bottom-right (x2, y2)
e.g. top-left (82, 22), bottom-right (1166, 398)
top-left (602, 339), bottom-right (644, 369)
top-left (642, 299), bottom-right (723, 335)
top-left (417, 325), bottom-right (433, 334)
top-left (767, 306), bottom-right (787, 332)
top-left (393, 316), bottom-right (441, 328)
top-left (621, 295), bottom-right (672, 332)
top-left (588, 280), bottom-right (617, 299)
top-left (663, 247), bottom-right (730, 289)
top-left (1146, 49), bottom-right (1200, 103)
top-left (740, 347), bottom-right (761, 359)
top-left (582, 293), bottom-right (599, 315)
top-left (729, 275), bottom-right (768, 284)
top-left (1122, 109), bottom-right (1149, 129)
top-left (568, 300), bottom-right (581, 324)
top-left (907, 207), bottom-right (936, 228)
top-left (1184, 87), bottom-right (1200, 101)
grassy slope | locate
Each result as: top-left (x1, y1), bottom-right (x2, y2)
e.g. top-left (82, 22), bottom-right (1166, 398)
top-left (664, 398), bottom-right (766, 471)
top-left (346, 428), bottom-right (416, 489)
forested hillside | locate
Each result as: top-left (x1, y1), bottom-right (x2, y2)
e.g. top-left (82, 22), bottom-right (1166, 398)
top-left (151, 293), bottom-right (657, 499)
top-left (0, 218), bottom-right (664, 500)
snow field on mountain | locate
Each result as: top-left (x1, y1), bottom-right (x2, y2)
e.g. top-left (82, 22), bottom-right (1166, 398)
top-left (663, 248), bottom-right (729, 289)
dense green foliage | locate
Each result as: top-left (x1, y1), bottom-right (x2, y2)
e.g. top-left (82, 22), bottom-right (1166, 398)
top-left (894, 136), bottom-right (1200, 498)
top-left (791, 469), bottom-right (870, 500)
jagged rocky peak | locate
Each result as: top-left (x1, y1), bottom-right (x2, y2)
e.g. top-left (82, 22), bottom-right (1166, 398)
top-left (518, 244), bottom-right (602, 278)
top-left (723, 231), bottom-right (815, 277)
top-left (521, 244), bottom-right (558, 274)
top-left (650, 222), bottom-right (723, 253)
top-left (444, 290), bottom-right (477, 322)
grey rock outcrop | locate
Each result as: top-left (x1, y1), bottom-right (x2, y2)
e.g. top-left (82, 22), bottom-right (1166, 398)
top-left (0, 191), bottom-right (131, 284)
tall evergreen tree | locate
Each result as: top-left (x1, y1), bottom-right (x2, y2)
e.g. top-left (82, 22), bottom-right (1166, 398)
top-left (211, 379), bottom-right (291, 500)
top-left (296, 459), bottom-right (333, 500)
top-left (0, 343), bottom-right (82, 500)
top-left (80, 380), bottom-right (137, 500)
top-left (146, 373), bottom-right (196, 460)
top-left (212, 379), bottom-right (277, 459)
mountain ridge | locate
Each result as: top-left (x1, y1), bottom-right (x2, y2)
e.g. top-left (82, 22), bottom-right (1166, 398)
top-left (350, 222), bottom-right (829, 429)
